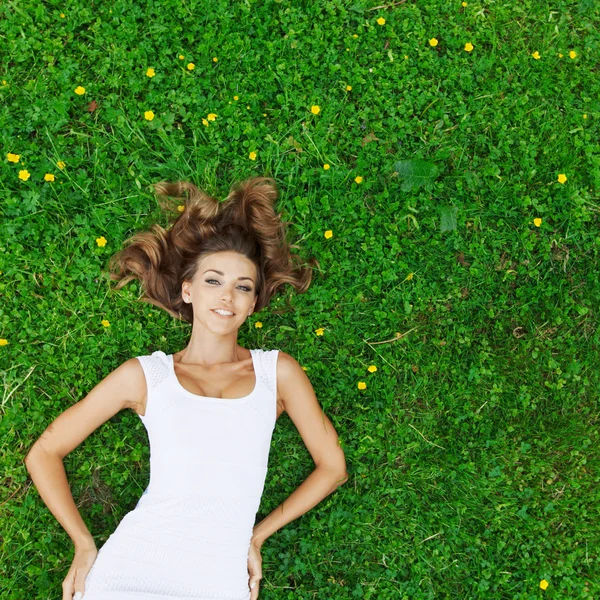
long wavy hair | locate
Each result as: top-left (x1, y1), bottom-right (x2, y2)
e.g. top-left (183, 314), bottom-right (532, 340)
top-left (106, 176), bottom-right (318, 324)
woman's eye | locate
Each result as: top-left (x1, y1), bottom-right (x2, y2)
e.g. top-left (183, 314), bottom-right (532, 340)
top-left (205, 279), bottom-right (252, 292)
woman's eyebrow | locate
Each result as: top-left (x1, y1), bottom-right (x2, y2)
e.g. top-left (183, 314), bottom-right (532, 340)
top-left (203, 269), bottom-right (255, 283)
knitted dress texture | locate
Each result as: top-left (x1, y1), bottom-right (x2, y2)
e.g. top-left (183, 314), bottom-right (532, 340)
top-left (82, 348), bottom-right (280, 600)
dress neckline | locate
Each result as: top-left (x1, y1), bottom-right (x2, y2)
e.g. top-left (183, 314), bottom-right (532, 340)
top-left (167, 349), bottom-right (257, 402)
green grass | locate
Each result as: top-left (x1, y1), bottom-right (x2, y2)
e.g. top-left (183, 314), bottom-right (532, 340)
top-left (1, 0), bottom-right (599, 598)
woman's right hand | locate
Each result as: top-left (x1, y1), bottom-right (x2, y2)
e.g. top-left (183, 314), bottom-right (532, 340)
top-left (62, 545), bottom-right (98, 600)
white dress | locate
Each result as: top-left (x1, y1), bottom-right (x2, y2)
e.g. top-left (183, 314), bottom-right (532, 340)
top-left (82, 348), bottom-right (280, 600)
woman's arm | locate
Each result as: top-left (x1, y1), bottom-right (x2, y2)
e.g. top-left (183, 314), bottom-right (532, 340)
top-left (24, 357), bottom-right (146, 549)
top-left (252, 464), bottom-right (347, 548)
top-left (25, 448), bottom-right (98, 550)
top-left (252, 352), bottom-right (348, 547)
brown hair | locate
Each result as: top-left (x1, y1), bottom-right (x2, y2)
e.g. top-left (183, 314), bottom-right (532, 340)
top-left (106, 176), bottom-right (318, 324)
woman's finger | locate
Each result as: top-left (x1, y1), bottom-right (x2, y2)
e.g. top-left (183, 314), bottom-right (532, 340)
top-left (61, 571), bottom-right (74, 600)
top-left (249, 577), bottom-right (261, 599)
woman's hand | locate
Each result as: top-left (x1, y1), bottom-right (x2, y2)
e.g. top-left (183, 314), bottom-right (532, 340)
top-left (247, 540), bottom-right (263, 598)
top-left (62, 545), bottom-right (98, 600)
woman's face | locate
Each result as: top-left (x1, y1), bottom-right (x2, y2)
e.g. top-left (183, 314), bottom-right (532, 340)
top-left (182, 251), bottom-right (258, 324)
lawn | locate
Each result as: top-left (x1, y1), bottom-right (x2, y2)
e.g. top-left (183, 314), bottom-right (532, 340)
top-left (1, 0), bottom-right (599, 598)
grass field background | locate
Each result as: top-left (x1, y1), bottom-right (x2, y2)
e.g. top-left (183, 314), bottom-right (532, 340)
top-left (1, 0), bottom-right (599, 598)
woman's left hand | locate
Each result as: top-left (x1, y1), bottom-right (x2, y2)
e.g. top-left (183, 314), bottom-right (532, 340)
top-left (247, 541), bottom-right (263, 598)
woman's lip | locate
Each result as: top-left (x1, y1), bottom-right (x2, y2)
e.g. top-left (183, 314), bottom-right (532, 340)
top-left (211, 309), bottom-right (235, 317)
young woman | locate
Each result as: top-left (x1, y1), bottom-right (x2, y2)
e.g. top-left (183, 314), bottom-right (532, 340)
top-left (25, 176), bottom-right (349, 600)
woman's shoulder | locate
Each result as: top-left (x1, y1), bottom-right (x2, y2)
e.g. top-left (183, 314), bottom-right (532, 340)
top-left (134, 351), bottom-right (171, 383)
top-left (136, 349), bottom-right (169, 360)
top-left (253, 347), bottom-right (283, 363)
top-left (252, 347), bottom-right (282, 354)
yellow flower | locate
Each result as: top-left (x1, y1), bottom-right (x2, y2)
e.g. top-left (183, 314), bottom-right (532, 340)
top-left (355, 175), bottom-right (363, 184)
top-left (144, 110), bottom-right (155, 121)
top-left (583, 114), bottom-right (587, 119)
top-left (461, 1), bottom-right (467, 6)
top-left (254, 321), bottom-right (263, 328)
top-left (96, 236), bottom-right (107, 247)
top-left (311, 105), bottom-right (320, 114)
top-left (187, 63), bottom-right (195, 70)
top-left (540, 580), bottom-right (549, 590)
top-left (569, 50), bottom-right (577, 59)
top-left (74, 86), bottom-right (86, 95)
top-left (315, 327), bottom-right (325, 336)
top-left (233, 95), bottom-right (239, 100)
top-left (346, 85), bottom-right (352, 91)
top-left (404, 55), bottom-right (408, 60)
top-left (324, 230), bottom-right (333, 239)
top-left (557, 173), bottom-right (567, 184)
top-left (146, 67), bottom-right (156, 77)
top-left (532, 51), bottom-right (540, 60)
top-left (44, 173), bottom-right (55, 182)
top-left (213, 57), bottom-right (218, 62)
top-left (353, 34), bottom-right (358, 38)
top-left (406, 272), bottom-right (414, 281)
top-left (7, 153), bottom-right (20, 163)
top-left (178, 54), bottom-right (184, 60)
top-left (19, 169), bottom-right (30, 181)
top-left (202, 118), bottom-right (209, 127)
top-left (429, 38), bottom-right (438, 47)
top-left (101, 319), bottom-right (110, 327)
top-left (323, 164), bottom-right (330, 170)
top-left (207, 113), bottom-right (217, 121)
top-left (177, 205), bottom-right (185, 212)
top-left (1, 80), bottom-right (6, 85)
top-left (358, 381), bottom-right (366, 390)
top-left (0, 339), bottom-right (8, 346)
top-left (558, 53), bottom-right (563, 58)
top-left (60, 13), bottom-right (65, 18)
top-left (57, 160), bottom-right (66, 169)
top-left (249, 151), bottom-right (257, 160)
top-left (464, 42), bottom-right (474, 52)
top-left (377, 17), bottom-right (385, 25)
top-left (533, 218), bottom-right (542, 227)
top-left (367, 365), bottom-right (377, 373)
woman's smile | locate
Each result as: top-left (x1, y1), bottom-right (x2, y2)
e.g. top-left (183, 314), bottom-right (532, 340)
top-left (211, 309), bottom-right (235, 318)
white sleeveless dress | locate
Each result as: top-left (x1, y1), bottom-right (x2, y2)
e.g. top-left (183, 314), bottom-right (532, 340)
top-left (82, 348), bottom-right (280, 600)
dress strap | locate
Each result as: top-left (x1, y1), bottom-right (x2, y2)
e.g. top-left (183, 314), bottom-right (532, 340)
top-left (253, 349), bottom-right (280, 396)
top-left (135, 351), bottom-right (170, 390)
